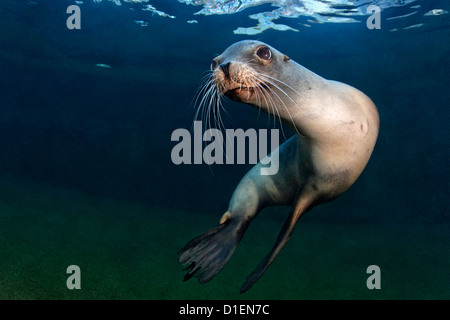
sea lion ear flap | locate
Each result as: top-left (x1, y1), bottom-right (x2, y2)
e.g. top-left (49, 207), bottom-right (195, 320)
top-left (283, 55), bottom-right (290, 62)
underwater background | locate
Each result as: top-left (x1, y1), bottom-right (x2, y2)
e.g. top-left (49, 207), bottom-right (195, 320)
top-left (0, 0), bottom-right (448, 299)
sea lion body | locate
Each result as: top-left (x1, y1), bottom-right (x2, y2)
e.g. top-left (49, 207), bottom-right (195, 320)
top-left (179, 40), bottom-right (379, 293)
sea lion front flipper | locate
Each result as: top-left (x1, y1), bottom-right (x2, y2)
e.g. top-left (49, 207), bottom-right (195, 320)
top-left (240, 197), bottom-right (312, 293)
top-left (178, 214), bottom-right (249, 283)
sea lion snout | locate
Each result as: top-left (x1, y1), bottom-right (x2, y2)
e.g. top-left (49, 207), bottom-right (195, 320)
top-left (213, 61), bottom-right (262, 100)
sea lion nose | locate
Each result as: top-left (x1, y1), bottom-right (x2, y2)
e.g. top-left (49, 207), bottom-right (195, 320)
top-left (220, 62), bottom-right (231, 79)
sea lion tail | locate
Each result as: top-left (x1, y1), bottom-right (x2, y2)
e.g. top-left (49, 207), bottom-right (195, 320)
top-left (178, 215), bottom-right (249, 283)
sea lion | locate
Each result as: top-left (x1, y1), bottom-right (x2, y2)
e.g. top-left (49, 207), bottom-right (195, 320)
top-left (178, 40), bottom-right (379, 293)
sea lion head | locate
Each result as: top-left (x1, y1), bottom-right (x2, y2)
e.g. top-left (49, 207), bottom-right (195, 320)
top-left (194, 40), bottom-right (302, 132)
top-left (210, 40), bottom-right (291, 105)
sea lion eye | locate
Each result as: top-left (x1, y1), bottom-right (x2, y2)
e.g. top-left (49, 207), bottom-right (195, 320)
top-left (256, 47), bottom-right (272, 61)
top-left (210, 60), bottom-right (218, 71)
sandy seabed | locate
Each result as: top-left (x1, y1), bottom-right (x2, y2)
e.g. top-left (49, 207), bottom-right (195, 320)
top-left (0, 175), bottom-right (448, 300)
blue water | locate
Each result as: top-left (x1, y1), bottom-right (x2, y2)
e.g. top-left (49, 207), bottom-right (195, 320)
top-left (0, 0), bottom-right (448, 299)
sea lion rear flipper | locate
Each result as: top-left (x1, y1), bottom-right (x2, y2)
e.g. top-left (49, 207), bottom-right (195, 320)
top-left (240, 197), bottom-right (311, 293)
top-left (178, 215), bottom-right (249, 283)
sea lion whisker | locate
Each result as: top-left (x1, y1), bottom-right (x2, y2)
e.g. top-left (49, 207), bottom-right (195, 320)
top-left (211, 88), bottom-right (220, 129)
top-left (205, 83), bottom-right (219, 122)
top-left (194, 78), bottom-right (216, 132)
top-left (249, 76), bottom-right (265, 121)
top-left (198, 81), bottom-right (217, 127)
top-left (251, 76), bottom-right (275, 127)
top-left (243, 77), bottom-right (250, 101)
top-left (253, 76), bottom-right (288, 139)
top-left (254, 78), bottom-right (277, 130)
top-left (253, 75), bottom-right (301, 135)
top-left (211, 93), bottom-right (219, 131)
top-left (246, 74), bottom-right (276, 129)
top-left (195, 76), bottom-right (229, 163)
top-left (259, 82), bottom-right (287, 138)
top-left (258, 73), bottom-right (303, 98)
top-left (206, 87), bottom-right (216, 131)
top-left (248, 76), bottom-right (267, 123)
top-left (257, 74), bottom-right (300, 108)
top-left (196, 73), bottom-right (216, 99)
top-left (201, 84), bottom-right (219, 136)
top-left (257, 75), bottom-right (313, 126)
top-left (256, 73), bottom-right (305, 110)
top-left (215, 89), bottom-right (227, 133)
top-left (208, 87), bottom-right (234, 165)
top-left (256, 73), bottom-right (313, 131)
top-left (193, 76), bottom-right (214, 116)
top-left (196, 77), bottom-right (214, 105)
